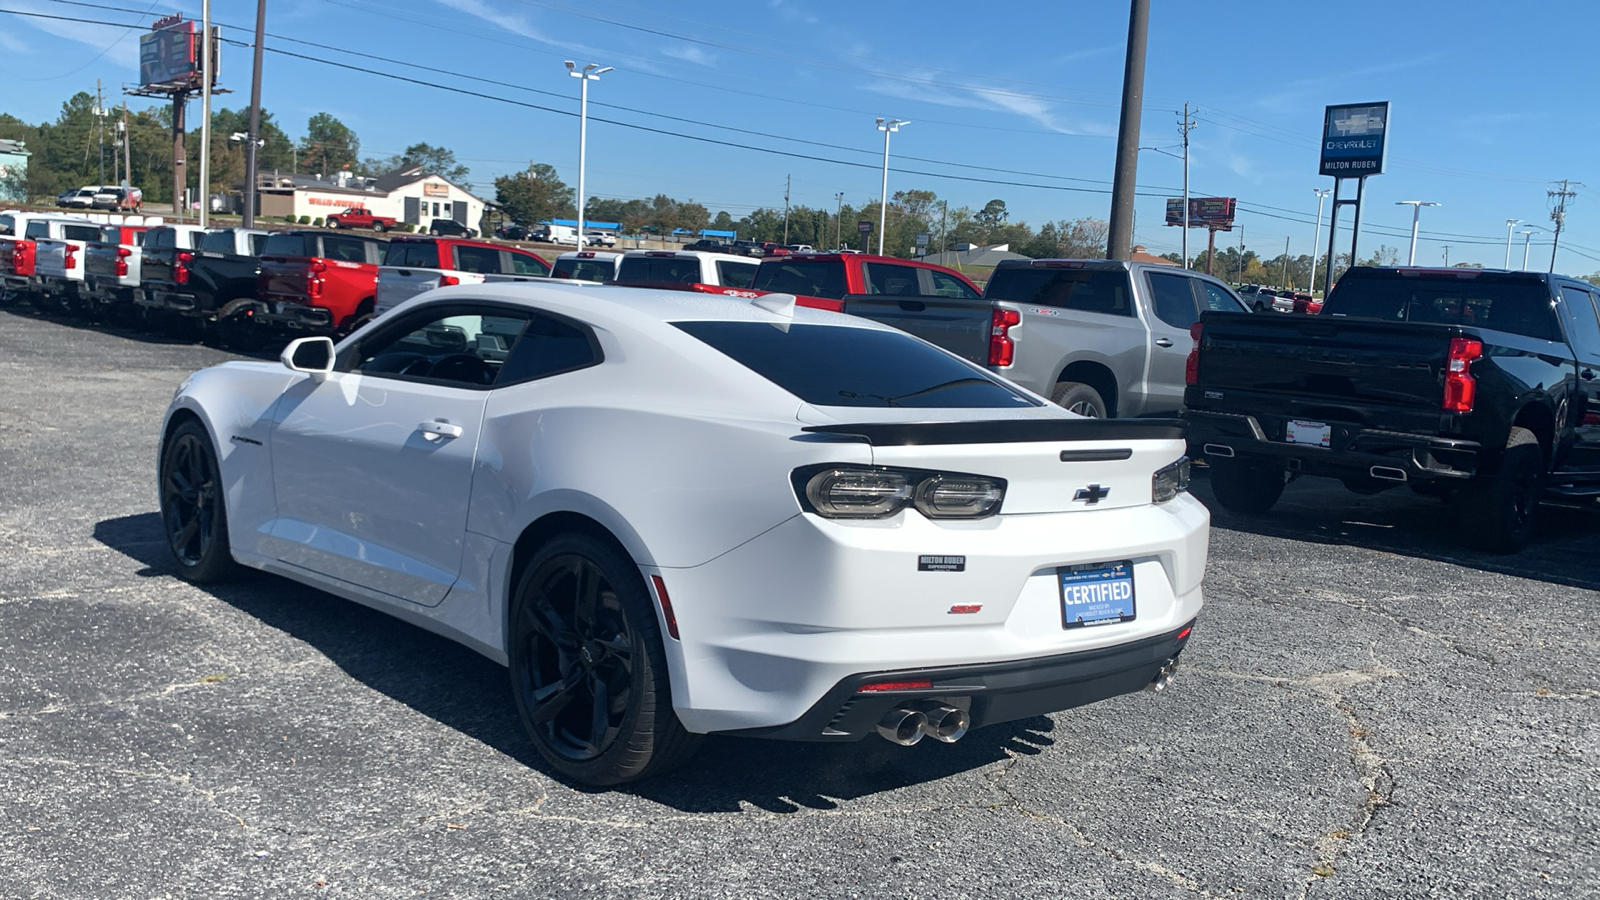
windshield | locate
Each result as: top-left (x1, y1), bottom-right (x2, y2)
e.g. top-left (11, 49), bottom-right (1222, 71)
top-left (617, 256), bottom-right (701, 284)
top-left (1325, 271), bottom-right (1561, 341)
top-left (750, 259), bottom-right (849, 299)
top-left (553, 257), bottom-right (615, 282)
top-left (674, 321), bottom-right (1039, 409)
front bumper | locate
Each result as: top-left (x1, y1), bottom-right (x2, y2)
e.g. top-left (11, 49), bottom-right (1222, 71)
top-left (1186, 408), bottom-right (1481, 481)
top-left (653, 494), bottom-right (1210, 735)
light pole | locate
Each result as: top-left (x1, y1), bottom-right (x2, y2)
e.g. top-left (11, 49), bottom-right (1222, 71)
top-left (198, 0), bottom-right (212, 226)
top-left (1520, 227), bottom-right (1538, 270)
top-left (1395, 200), bottom-right (1439, 266)
top-left (834, 191), bottom-right (844, 250)
top-left (566, 61), bottom-right (612, 248)
top-left (1310, 188), bottom-right (1331, 293)
top-left (875, 118), bottom-right (908, 255)
top-left (1503, 218), bottom-right (1520, 269)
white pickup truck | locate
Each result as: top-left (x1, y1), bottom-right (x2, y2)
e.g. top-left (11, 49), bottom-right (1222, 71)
top-left (374, 236), bottom-right (552, 316)
top-left (550, 250), bottom-right (622, 283)
top-left (82, 223), bottom-right (152, 315)
top-left (612, 249), bottom-right (758, 290)
top-left (31, 218), bottom-right (105, 314)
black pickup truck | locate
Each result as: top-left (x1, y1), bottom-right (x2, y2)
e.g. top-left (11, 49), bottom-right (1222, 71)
top-left (1185, 266), bottom-right (1600, 552)
top-left (138, 226), bottom-right (269, 326)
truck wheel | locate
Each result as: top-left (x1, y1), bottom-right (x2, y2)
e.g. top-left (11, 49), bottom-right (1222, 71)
top-left (326, 218), bottom-right (340, 229)
top-left (1457, 427), bottom-right (1543, 553)
top-left (372, 223), bottom-right (386, 233)
top-left (1051, 382), bottom-right (1107, 418)
top-left (1208, 459), bottom-right (1286, 514)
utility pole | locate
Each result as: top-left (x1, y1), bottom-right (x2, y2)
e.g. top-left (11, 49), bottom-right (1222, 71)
top-left (834, 191), bottom-right (843, 250)
top-left (940, 200), bottom-right (948, 258)
top-left (1548, 179), bottom-right (1579, 273)
top-left (1178, 102), bottom-right (1196, 268)
top-left (782, 174), bottom-right (791, 244)
top-left (1106, 0), bottom-right (1149, 260)
top-left (243, 0), bottom-right (266, 228)
top-left (1236, 224), bottom-right (1245, 282)
top-left (1310, 188), bottom-right (1331, 294)
top-left (120, 103), bottom-right (131, 187)
top-left (171, 94), bottom-right (187, 217)
top-left (198, 0), bottom-right (213, 226)
top-left (95, 80), bottom-right (106, 186)
top-left (1282, 236), bottom-right (1291, 288)
top-left (1442, 244), bottom-right (1451, 267)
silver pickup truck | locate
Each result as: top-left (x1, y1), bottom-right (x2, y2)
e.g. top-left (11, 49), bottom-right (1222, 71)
top-left (845, 259), bottom-right (1252, 417)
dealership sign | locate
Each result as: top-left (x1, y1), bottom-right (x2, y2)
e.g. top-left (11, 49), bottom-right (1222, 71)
top-left (1164, 197), bottom-right (1236, 229)
top-left (1320, 102), bottom-right (1389, 177)
top-left (139, 19), bottom-right (195, 88)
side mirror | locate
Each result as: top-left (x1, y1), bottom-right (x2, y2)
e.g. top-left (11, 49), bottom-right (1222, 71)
top-left (281, 336), bottom-right (335, 383)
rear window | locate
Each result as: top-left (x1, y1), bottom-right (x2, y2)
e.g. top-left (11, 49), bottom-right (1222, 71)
top-left (716, 260), bottom-right (757, 288)
top-left (322, 235), bottom-right (373, 264)
top-left (63, 224), bottom-right (101, 242)
top-left (1325, 272), bottom-right (1561, 341)
top-left (25, 221), bottom-right (49, 239)
top-left (674, 321), bottom-right (1039, 409)
top-left (248, 234), bottom-right (266, 257)
top-left (0, 215), bottom-right (15, 236)
top-left (985, 267), bottom-right (1132, 316)
top-left (385, 241), bottom-right (440, 268)
top-left (553, 257), bottom-right (615, 282)
top-left (262, 233), bottom-right (311, 257)
top-left (453, 244), bottom-right (501, 275)
top-left (750, 259), bottom-right (849, 299)
top-left (618, 256), bottom-right (701, 284)
top-left (509, 252), bottom-right (549, 276)
top-left (200, 230), bottom-right (235, 254)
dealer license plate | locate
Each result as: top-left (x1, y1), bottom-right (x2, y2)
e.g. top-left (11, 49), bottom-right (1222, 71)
top-left (1285, 419), bottom-right (1332, 447)
top-left (1058, 561), bottom-right (1135, 629)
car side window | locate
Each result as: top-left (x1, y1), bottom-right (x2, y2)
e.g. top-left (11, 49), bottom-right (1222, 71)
top-left (509, 252), bottom-right (549, 276)
top-left (716, 260), bottom-right (757, 288)
top-left (25, 221), bottom-right (48, 239)
top-left (454, 244), bottom-right (501, 275)
top-left (497, 313), bottom-right (601, 384)
top-left (323, 235), bottom-right (369, 263)
top-left (1147, 272), bottom-right (1201, 329)
top-left (1198, 279), bottom-right (1247, 312)
top-left (1559, 287), bottom-right (1600, 358)
top-left (248, 234), bottom-right (266, 257)
top-left (863, 262), bottom-right (922, 297)
top-left (351, 309), bottom-right (533, 388)
top-left (927, 269), bottom-right (981, 300)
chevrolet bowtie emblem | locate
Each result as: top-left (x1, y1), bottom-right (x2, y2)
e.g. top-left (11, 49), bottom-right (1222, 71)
top-left (1074, 484), bottom-right (1111, 505)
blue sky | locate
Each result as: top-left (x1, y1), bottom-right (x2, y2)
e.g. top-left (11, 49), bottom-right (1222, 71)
top-left (3, 0), bottom-right (1599, 272)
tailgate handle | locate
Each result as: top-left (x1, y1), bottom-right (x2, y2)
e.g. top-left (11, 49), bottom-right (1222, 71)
top-left (397, 269), bottom-right (413, 276)
top-left (1583, 369), bottom-right (1596, 381)
top-left (897, 299), bottom-right (926, 312)
top-left (1155, 337), bottom-right (1174, 348)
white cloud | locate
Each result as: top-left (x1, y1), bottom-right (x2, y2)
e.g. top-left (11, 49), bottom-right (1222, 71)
top-left (768, 0), bottom-right (819, 26)
top-left (864, 74), bottom-right (1113, 137)
top-left (0, 0), bottom-right (142, 70)
top-left (661, 44), bottom-right (715, 67)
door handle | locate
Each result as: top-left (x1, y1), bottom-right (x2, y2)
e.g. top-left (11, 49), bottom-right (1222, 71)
top-left (417, 420), bottom-right (463, 440)
top-left (1155, 337), bottom-right (1174, 348)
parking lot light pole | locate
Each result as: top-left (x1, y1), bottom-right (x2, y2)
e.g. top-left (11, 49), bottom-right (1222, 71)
top-left (1504, 218), bottom-right (1520, 269)
top-left (1520, 227), bottom-right (1538, 270)
top-left (875, 118), bottom-right (908, 255)
top-left (566, 61), bottom-right (612, 248)
top-left (1310, 189), bottom-right (1331, 294)
top-left (1396, 200), bottom-right (1439, 266)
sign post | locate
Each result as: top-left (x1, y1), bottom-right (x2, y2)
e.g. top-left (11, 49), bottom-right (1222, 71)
top-left (1319, 102), bottom-right (1388, 296)
top-left (856, 220), bottom-right (873, 251)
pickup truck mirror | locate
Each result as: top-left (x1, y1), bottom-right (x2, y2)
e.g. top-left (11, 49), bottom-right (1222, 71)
top-left (281, 336), bottom-right (335, 382)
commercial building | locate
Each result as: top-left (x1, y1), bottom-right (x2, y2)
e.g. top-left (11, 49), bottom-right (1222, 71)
top-left (248, 165), bottom-right (487, 230)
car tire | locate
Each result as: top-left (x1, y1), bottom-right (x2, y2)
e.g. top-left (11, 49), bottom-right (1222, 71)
top-left (372, 223), bottom-right (386, 233)
top-left (158, 418), bottom-right (236, 584)
top-left (1457, 427), bottom-right (1543, 554)
top-left (1208, 458), bottom-right (1286, 515)
top-left (429, 227), bottom-right (441, 236)
top-left (1050, 381), bottom-right (1107, 418)
top-left (325, 218), bottom-right (340, 229)
top-left (508, 533), bottom-right (700, 786)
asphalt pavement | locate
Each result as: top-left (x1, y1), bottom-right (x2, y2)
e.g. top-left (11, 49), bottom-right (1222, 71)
top-left (0, 305), bottom-right (1595, 899)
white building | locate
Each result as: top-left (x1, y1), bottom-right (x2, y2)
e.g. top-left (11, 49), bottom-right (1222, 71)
top-left (252, 166), bottom-right (486, 231)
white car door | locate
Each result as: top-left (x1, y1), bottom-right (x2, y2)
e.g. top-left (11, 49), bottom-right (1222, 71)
top-left (268, 304), bottom-right (533, 605)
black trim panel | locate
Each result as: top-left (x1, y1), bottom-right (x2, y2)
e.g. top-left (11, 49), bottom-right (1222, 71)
top-left (801, 418), bottom-right (1185, 446)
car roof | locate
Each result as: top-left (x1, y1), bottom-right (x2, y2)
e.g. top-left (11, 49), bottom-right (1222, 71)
top-left (621, 249), bottom-right (752, 263)
top-left (556, 250), bottom-right (621, 260)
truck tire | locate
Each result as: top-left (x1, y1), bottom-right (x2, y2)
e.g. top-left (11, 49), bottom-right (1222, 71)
top-left (1208, 459), bottom-right (1286, 514)
top-left (372, 222), bottom-right (386, 233)
top-left (1051, 382), bottom-right (1107, 418)
top-left (1457, 427), bottom-right (1542, 554)
top-left (326, 217), bottom-right (340, 229)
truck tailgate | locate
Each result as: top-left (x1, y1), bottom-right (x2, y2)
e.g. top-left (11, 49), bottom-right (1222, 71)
top-left (375, 266), bottom-right (485, 315)
top-left (841, 294), bottom-right (991, 366)
top-left (1196, 310), bottom-right (1450, 410)
top-left (84, 243), bottom-right (122, 281)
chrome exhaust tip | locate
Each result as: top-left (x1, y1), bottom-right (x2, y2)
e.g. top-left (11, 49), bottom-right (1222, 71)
top-left (876, 708), bottom-right (929, 745)
top-left (916, 704), bottom-right (971, 743)
top-left (1369, 465), bottom-right (1408, 482)
top-left (1145, 658), bottom-right (1179, 693)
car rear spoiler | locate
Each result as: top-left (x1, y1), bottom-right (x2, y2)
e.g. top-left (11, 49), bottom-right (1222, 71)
top-left (800, 418), bottom-right (1186, 446)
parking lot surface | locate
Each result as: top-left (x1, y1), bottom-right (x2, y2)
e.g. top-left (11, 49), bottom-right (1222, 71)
top-left (1, 306), bottom-right (1596, 899)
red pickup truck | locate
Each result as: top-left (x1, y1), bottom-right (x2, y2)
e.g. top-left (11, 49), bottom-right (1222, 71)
top-left (325, 206), bottom-right (397, 232)
top-left (252, 230), bottom-right (386, 334)
top-left (743, 252), bottom-right (982, 312)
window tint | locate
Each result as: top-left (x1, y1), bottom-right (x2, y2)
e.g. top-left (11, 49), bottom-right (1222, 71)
top-left (322, 235), bottom-right (371, 263)
top-left (1147, 272), bottom-right (1200, 329)
top-left (385, 241), bottom-right (440, 268)
top-left (510, 252), bottom-right (550, 276)
top-left (863, 262), bottom-right (922, 296)
top-left (985, 267), bottom-right (1132, 316)
top-left (248, 234), bottom-right (266, 257)
top-left (200, 230), bottom-right (235, 254)
top-left (354, 311), bottom-right (531, 388)
top-left (262, 233), bottom-right (309, 257)
top-left (617, 256), bottom-right (701, 284)
top-left (454, 244), bottom-right (501, 275)
top-left (750, 260), bottom-right (849, 299)
top-left (929, 270), bottom-right (981, 300)
top-left (1199, 279), bottom-right (1247, 312)
top-left (497, 314), bottom-right (600, 383)
top-left (1324, 272), bottom-right (1560, 341)
top-left (674, 321), bottom-right (1039, 409)
top-left (63, 224), bottom-right (100, 242)
top-left (716, 260), bottom-right (757, 288)
top-left (1560, 287), bottom-right (1600, 358)
top-left (0, 215), bottom-right (14, 236)
top-left (25, 221), bottom-right (49, 239)
top-left (552, 257), bottom-right (614, 282)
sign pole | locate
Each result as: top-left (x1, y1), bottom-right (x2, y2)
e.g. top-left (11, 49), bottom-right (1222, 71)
top-left (1324, 178), bottom-right (1342, 298)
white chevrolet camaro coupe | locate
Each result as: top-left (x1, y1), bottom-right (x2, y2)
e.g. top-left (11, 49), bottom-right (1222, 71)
top-left (159, 283), bottom-right (1209, 786)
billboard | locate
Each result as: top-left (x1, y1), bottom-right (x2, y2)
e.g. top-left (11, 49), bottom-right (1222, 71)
top-left (1165, 197), bottom-right (1236, 229)
top-left (1320, 102), bottom-right (1388, 177)
top-left (138, 19), bottom-right (219, 90)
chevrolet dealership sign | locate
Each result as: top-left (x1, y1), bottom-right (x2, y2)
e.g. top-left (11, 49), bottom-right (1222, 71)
top-left (1319, 102), bottom-right (1389, 177)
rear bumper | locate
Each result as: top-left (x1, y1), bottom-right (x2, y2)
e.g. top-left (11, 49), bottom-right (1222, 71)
top-left (140, 289), bottom-right (200, 312)
top-left (1186, 409), bottom-right (1481, 480)
top-left (85, 278), bottom-right (139, 305)
top-left (724, 619), bottom-right (1196, 741)
top-left (241, 299), bottom-right (334, 330)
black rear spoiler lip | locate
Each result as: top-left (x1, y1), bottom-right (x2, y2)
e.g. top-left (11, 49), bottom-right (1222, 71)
top-left (800, 418), bottom-right (1186, 446)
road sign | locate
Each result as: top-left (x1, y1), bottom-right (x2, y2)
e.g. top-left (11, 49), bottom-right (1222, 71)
top-left (1320, 102), bottom-right (1389, 177)
top-left (915, 232), bottom-right (930, 246)
top-left (1165, 197), bottom-right (1235, 229)
top-left (857, 220), bottom-right (873, 234)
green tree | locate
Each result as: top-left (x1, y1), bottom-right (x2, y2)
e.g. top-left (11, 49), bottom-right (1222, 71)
top-left (366, 141), bottom-right (470, 185)
top-left (493, 163), bottom-right (574, 225)
top-left (1582, 272), bottom-right (1600, 288)
top-left (299, 112), bottom-right (360, 177)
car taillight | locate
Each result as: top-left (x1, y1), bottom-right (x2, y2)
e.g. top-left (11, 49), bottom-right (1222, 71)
top-left (1185, 322), bottom-right (1204, 386)
top-left (1442, 336), bottom-right (1483, 413)
top-left (438, 275), bottom-right (460, 286)
top-left (115, 246), bottom-right (131, 277)
top-left (175, 250), bottom-right (193, 284)
top-left (64, 244), bottom-right (77, 270)
top-left (306, 258), bottom-right (326, 298)
top-left (796, 465), bottom-right (1005, 520)
top-left (988, 307), bottom-right (1020, 367)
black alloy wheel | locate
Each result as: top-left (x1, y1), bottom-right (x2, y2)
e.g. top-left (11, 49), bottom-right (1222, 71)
top-left (1459, 429), bottom-right (1544, 553)
top-left (509, 534), bottom-right (698, 785)
top-left (158, 419), bottom-right (235, 582)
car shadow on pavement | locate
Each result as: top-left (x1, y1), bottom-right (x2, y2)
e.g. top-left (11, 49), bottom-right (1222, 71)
top-left (1191, 469), bottom-right (1600, 592)
top-left (95, 512), bottom-right (1055, 810)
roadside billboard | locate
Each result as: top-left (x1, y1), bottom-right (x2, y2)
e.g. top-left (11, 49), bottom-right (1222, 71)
top-left (1165, 197), bottom-right (1236, 229)
top-left (138, 18), bottom-right (219, 90)
top-left (1319, 102), bottom-right (1388, 177)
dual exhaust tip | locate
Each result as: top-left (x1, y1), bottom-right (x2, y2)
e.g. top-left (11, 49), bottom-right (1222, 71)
top-left (875, 703), bottom-right (971, 746)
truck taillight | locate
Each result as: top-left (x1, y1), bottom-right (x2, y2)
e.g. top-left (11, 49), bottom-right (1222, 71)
top-left (115, 246), bottom-right (130, 277)
top-left (175, 250), bottom-right (193, 285)
top-left (64, 244), bottom-right (77, 270)
top-left (438, 275), bottom-right (460, 286)
top-left (988, 307), bottom-right (1020, 367)
top-left (1442, 336), bottom-right (1483, 413)
top-left (1185, 322), bottom-right (1204, 386)
top-left (14, 242), bottom-right (33, 276)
